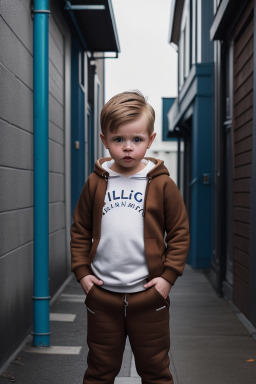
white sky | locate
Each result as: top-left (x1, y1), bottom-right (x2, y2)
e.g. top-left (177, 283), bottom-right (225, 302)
top-left (105, 0), bottom-right (178, 143)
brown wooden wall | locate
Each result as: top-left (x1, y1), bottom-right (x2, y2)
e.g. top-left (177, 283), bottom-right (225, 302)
top-left (232, 0), bottom-right (254, 317)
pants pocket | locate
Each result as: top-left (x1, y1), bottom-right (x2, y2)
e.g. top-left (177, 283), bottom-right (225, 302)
top-left (85, 284), bottom-right (96, 306)
top-left (152, 286), bottom-right (170, 308)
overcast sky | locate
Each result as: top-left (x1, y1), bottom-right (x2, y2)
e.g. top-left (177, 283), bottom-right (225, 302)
top-left (105, 0), bottom-right (178, 142)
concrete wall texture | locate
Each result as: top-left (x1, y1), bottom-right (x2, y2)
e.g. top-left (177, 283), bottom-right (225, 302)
top-left (48, 7), bottom-right (69, 294)
top-left (0, 0), bottom-right (69, 366)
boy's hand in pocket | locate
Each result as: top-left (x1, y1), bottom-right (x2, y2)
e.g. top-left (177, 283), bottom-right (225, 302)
top-left (144, 277), bottom-right (171, 299)
top-left (80, 275), bottom-right (103, 294)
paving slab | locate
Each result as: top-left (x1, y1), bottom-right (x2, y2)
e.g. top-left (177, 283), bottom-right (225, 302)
top-left (115, 379), bottom-right (140, 384)
top-left (169, 266), bottom-right (256, 384)
top-left (171, 335), bottom-right (256, 384)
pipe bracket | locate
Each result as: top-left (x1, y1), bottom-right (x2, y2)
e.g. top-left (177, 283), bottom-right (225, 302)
top-left (31, 331), bottom-right (51, 336)
top-left (33, 10), bottom-right (51, 13)
top-left (32, 296), bottom-right (51, 301)
top-left (30, 2), bottom-right (51, 19)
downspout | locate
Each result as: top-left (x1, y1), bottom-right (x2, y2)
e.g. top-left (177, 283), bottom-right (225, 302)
top-left (32, 0), bottom-right (50, 346)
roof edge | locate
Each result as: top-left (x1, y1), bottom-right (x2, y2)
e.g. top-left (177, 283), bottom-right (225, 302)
top-left (210, 0), bottom-right (248, 41)
top-left (168, 0), bottom-right (185, 45)
top-left (108, 0), bottom-right (121, 52)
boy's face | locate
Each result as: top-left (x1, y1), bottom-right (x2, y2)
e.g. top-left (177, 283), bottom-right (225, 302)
top-left (100, 112), bottom-right (156, 175)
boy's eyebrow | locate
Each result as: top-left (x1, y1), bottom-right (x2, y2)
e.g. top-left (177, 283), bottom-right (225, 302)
top-left (112, 133), bottom-right (147, 138)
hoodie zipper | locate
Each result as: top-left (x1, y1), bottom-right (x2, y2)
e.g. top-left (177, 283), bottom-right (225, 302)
top-left (143, 176), bottom-right (152, 215)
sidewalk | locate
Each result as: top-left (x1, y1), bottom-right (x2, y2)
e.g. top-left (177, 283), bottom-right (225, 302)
top-left (169, 266), bottom-right (256, 384)
top-left (1, 265), bottom-right (256, 383)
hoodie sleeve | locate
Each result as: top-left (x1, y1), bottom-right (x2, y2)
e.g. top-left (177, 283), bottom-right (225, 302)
top-left (161, 178), bottom-right (190, 285)
top-left (70, 178), bottom-right (94, 281)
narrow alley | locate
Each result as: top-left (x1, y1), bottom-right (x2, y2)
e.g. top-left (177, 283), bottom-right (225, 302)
top-left (2, 0), bottom-right (256, 383)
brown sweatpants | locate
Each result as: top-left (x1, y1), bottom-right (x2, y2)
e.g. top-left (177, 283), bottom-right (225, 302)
top-left (84, 285), bottom-right (173, 384)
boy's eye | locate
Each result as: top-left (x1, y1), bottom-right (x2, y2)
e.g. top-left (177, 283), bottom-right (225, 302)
top-left (114, 137), bottom-right (123, 143)
top-left (134, 137), bottom-right (142, 143)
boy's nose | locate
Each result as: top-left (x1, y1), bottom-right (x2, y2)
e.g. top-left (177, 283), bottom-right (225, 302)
top-left (123, 141), bottom-right (133, 151)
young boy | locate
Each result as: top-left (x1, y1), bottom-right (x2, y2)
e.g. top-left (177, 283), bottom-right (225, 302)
top-left (71, 90), bottom-right (190, 384)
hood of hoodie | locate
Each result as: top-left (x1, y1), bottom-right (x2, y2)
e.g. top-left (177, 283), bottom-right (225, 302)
top-left (94, 157), bottom-right (170, 179)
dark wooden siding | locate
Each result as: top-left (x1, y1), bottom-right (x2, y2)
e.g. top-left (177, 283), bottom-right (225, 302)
top-left (232, 0), bottom-right (254, 317)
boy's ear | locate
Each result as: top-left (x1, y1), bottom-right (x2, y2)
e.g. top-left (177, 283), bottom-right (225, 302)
top-left (147, 132), bottom-right (156, 149)
top-left (100, 134), bottom-right (109, 149)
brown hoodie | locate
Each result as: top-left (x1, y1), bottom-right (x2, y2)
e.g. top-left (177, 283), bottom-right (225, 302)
top-left (70, 157), bottom-right (190, 286)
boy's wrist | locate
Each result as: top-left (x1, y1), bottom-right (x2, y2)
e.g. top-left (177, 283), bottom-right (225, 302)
top-left (161, 268), bottom-right (178, 286)
top-left (160, 276), bottom-right (173, 287)
top-left (73, 265), bottom-right (92, 282)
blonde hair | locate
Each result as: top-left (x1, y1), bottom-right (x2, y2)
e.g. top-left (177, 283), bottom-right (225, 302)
top-left (100, 90), bottom-right (155, 136)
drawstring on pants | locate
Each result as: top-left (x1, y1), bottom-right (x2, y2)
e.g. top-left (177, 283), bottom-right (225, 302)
top-left (124, 295), bottom-right (128, 317)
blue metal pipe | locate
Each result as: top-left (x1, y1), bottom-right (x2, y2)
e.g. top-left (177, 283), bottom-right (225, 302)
top-left (33, 0), bottom-right (50, 347)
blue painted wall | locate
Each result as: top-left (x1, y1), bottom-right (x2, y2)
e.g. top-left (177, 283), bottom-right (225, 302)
top-left (162, 98), bottom-right (175, 141)
top-left (169, 64), bottom-right (214, 269)
top-left (189, 94), bottom-right (214, 268)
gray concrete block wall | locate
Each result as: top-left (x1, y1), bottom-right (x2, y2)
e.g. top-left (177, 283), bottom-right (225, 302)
top-left (0, 0), bottom-right (69, 367)
top-left (48, 11), bottom-right (68, 292)
top-left (0, 1), bottom-right (35, 366)
top-left (0, 167), bottom-right (33, 211)
top-left (0, 243), bottom-right (33, 367)
top-left (0, 119), bottom-right (33, 169)
top-left (49, 61), bottom-right (64, 105)
top-left (0, 16), bottom-right (33, 89)
top-left (0, 0), bottom-right (33, 54)
top-left (49, 229), bottom-right (67, 293)
top-left (50, 120), bottom-right (65, 145)
top-left (0, 63), bottom-right (33, 132)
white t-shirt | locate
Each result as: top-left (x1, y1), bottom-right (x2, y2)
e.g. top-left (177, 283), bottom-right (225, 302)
top-left (91, 159), bottom-right (155, 293)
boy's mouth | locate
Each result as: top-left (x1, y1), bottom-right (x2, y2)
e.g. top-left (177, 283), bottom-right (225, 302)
top-left (123, 156), bottom-right (134, 162)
